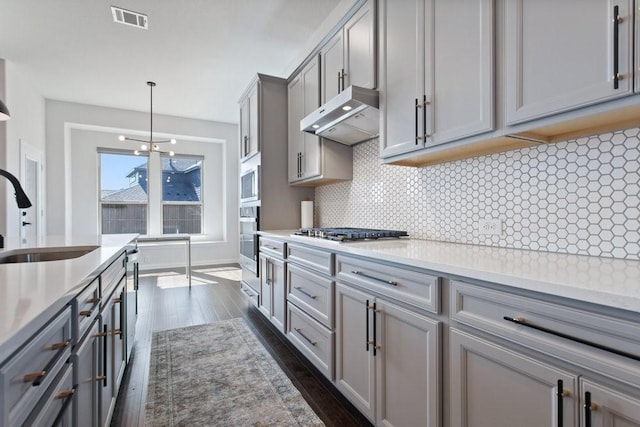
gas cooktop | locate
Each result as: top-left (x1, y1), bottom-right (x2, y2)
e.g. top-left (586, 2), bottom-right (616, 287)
top-left (293, 227), bottom-right (409, 242)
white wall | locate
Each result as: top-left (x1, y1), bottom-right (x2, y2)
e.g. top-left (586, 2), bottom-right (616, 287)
top-left (46, 100), bottom-right (239, 267)
top-left (0, 59), bottom-right (46, 240)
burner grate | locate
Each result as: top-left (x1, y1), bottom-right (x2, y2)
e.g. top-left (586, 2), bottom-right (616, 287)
top-left (294, 227), bottom-right (408, 241)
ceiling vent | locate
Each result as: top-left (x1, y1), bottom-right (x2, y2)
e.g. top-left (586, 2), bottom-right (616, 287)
top-left (111, 6), bottom-right (148, 29)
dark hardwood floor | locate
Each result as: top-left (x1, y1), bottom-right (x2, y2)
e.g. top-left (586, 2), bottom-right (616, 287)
top-left (111, 265), bottom-right (372, 426)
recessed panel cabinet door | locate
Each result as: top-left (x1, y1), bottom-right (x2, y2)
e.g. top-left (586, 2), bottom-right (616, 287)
top-left (270, 257), bottom-right (286, 333)
top-left (288, 74), bottom-right (304, 182)
top-left (74, 321), bottom-right (99, 426)
top-left (375, 299), bottom-right (441, 427)
top-left (321, 31), bottom-right (344, 103)
top-left (580, 379), bottom-right (640, 426)
top-left (379, 0), bottom-right (425, 158)
top-left (504, 0), bottom-right (633, 125)
top-left (450, 328), bottom-right (578, 427)
top-left (344, 0), bottom-right (376, 90)
top-left (335, 283), bottom-right (375, 422)
top-left (301, 56), bottom-right (322, 179)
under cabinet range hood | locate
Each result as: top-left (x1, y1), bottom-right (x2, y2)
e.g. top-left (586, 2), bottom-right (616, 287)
top-left (300, 85), bottom-right (379, 145)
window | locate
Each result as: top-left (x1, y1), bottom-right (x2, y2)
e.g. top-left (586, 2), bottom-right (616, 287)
top-left (99, 151), bottom-right (205, 236)
top-left (161, 155), bottom-right (203, 234)
top-left (100, 152), bottom-right (148, 234)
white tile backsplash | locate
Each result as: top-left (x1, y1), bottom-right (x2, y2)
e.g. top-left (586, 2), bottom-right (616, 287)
top-left (315, 128), bottom-right (640, 260)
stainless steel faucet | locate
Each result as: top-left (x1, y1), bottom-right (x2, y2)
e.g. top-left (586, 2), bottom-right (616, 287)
top-left (0, 168), bottom-right (32, 248)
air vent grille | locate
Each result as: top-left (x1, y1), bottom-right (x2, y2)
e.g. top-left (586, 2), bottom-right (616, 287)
top-left (111, 6), bottom-right (148, 29)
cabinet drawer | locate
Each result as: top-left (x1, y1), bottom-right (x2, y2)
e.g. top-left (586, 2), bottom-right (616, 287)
top-left (287, 264), bottom-right (334, 329)
top-left (260, 237), bottom-right (285, 259)
top-left (101, 251), bottom-right (126, 300)
top-left (287, 243), bottom-right (334, 276)
top-left (24, 362), bottom-right (74, 427)
top-left (336, 254), bottom-right (440, 314)
top-left (450, 280), bottom-right (640, 363)
top-left (74, 278), bottom-right (100, 342)
top-left (240, 281), bottom-right (259, 308)
top-left (287, 303), bottom-right (334, 380)
top-left (0, 307), bottom-right (72, 427)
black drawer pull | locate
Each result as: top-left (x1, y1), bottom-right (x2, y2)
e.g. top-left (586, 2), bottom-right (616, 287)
top-left (503, 316), bottom-right (640, 362)
top-left (294, 286), bottom-right (317, 299)
top-left (352, 270), bottom-right (398, 286)
top-left (294, 328), bottom-right (317, 346)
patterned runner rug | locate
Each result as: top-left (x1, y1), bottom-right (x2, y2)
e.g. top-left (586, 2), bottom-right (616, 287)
top-left (145, 318), bottom-right (324, 426)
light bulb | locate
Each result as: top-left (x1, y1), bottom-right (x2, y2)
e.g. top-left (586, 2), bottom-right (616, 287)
top-left (134, 150), bottom-right (140, 155)
top-left (342, 105), bottom-right (352, 111)
top-left (141, 144), bottom-right (148, 151)
top-left (170, 138), bottom-right (177, 144)
top-left (119, 135), bottom-right (126, 141)
top-left (169, 151), bottom-right (175, 156)
top-left (312, 124), bottom-right (320, 129)
top-left (153, 144), bottom-right (160, 151)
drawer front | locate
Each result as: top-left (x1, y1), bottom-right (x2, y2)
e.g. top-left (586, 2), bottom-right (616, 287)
top-left (1, 307), bottom-right (72, 427)
top-left (336, 254), bottom-right (440, 314)
top-left (287, 264), bottom-right (334, 329)
top-left (260, 237), bottom-right (286, 259)
top-left (450, 280), bottom-right (640, 364)
top-left (24, 362), bottom-right (74, 427)
top-left (101, 251), bottom-right (126, 300)
top-left (240, 281), bottom-right (259, 307)
top-left (287, 243), bottom-right (334, 276)
top-left (74, 278), bottom-right (100, 342)
top-left (287, 303), bottom-right (334, 380)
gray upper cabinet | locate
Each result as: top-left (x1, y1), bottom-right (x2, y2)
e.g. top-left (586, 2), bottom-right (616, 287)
top-left (288, 55), bottom-right (353, 186)
top-left (379, 0), bottom-right (494, 159)
top-left (504, 0), bottom-right (633, 125)
top-left (321, 0), bottom-right (376, 104)
top-left (239, 83), bottom-right (259, 162)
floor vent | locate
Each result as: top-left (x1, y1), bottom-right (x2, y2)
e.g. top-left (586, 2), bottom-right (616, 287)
top-left (111, 6), bottom-right (148, 30)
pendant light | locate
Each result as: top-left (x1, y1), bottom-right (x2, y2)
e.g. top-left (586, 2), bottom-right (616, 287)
top-left (119, 81), bottom-right (176, 155)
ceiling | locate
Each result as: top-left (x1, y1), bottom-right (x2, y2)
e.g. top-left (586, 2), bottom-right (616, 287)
top-left (0, 0), bottom-right (345, 124)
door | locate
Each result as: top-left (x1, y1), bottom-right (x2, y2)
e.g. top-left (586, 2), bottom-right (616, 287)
top-left (450, 328), bottom-right (578, 427)
top-left (335, 283), bottom-right (375, 421)
top-left (74, 320), bottom-right (99, 426)
top-left (375, 299), bottom-right (441, 427)
top-left (426, 0), bottom-right (494, 145)
top-left (504, 0), bottom-right (633, 125)
top-left (379, 0), bottom-right (426, 158)
top-left (99, 309), bottom-right (114, 427)
top-left (301, 55), bottom-right (322, 180)
top-left (259, 254), bottom-right (272, 319)
top-left (344, 0), bottom-right (376, 90)
top-left (580, 378), bottom-right (640, 427)
top-left (288, 74), bottom-right (304, 182)
top-left (20, 140), bottom-right (44, 247)
top-left (270, 257), bottom-right (286, 333)
top-left (240, 84), bottom-right (259, 161)
top-left (321, 31), bottom-right (344, 103)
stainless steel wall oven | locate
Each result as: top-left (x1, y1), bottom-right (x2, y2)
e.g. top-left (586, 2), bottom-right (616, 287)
top-left (239, 205), bottom-right (259, 275)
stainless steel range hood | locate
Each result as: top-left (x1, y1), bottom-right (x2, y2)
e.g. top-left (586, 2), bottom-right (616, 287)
top-left (300, 85), bottom-right (379, 146)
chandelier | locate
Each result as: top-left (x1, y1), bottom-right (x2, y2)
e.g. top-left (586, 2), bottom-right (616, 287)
top-left (119, 81), bottom-right (176, 156)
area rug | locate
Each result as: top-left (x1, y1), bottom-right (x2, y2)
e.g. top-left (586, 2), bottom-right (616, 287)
top-left (145, 318), bottom-right (325, 426)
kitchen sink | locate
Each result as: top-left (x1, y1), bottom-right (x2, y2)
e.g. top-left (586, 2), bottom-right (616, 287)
top-left (0, 245), bottom-right (99, 264)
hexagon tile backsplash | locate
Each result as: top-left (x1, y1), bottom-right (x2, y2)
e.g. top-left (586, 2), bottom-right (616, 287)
top-left (315, 128), bottom-right (640, 260)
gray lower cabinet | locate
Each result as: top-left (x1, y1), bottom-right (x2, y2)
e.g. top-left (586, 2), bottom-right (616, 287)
top-left (259, 252), bottom-right (286, 333)
top-left (335, 282), bottom-right (441, 426)
top-left (450, 328), bottom-right (578, 427)
top-left (73, 320), bottom-right (99, 427)
top-left (581, 378), bottom-right (640, 426)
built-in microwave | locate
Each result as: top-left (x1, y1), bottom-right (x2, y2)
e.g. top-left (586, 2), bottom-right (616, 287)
top-left (239, 205), bottom-right (259, 276)
top-left (240, 165), bottom-right (259, 203)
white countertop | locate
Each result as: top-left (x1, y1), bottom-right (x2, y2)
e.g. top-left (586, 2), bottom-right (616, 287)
top-left (261, 230), bottom-right (640, 314)
top-left (0, 234), bottom-right (138, 361)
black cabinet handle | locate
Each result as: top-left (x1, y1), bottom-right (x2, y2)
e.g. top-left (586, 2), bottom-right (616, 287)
top-left (584, 391), bottom-right (596, 427)
top-left (372, 302), bottom-right (378, 356)
top-left (294, 286), bottom-right (317, 299)
top-left (102, 323), bottom-right (108, 387)
top-left (557, 379), bottom-right (568, 427)
top-left (613, 5), bottom-right (621, 89)
top-left (422, 94), bottom-right (428, 141)
top-left (414, 98), bottom-right (420, 144)
top-left (503, 316), bottom-right (640, 362)
top-left (365, 299), bottom-right (370, 352)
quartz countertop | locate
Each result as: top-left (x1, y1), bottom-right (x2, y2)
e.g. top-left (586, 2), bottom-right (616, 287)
top-left (0, 234), bottom-right (138, 361)
top-left (261, 230), bottom-right (640, 314)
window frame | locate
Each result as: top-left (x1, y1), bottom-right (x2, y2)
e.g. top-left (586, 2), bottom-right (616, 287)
top-left (160, 153), bottom-right (204, 235)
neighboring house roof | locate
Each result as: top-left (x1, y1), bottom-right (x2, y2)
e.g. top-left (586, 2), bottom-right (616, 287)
top-left (101, 184), bottom-right (148, 202)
